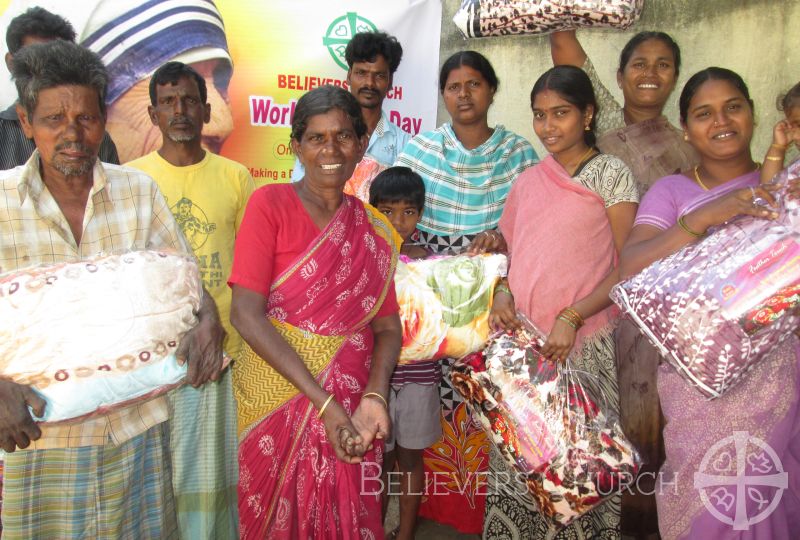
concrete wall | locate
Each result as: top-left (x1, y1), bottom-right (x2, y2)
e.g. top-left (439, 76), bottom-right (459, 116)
top-left (437, 0), bottom-right (798, 158)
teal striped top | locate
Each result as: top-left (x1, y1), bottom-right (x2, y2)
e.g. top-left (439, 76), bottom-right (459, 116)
top-left (395, 123), bottom-right (537, 236)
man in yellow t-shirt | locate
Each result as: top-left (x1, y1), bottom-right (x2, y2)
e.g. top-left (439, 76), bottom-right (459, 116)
top-left (126, 61), bottom-right (254, 540)
top-left (127, 63), bottom-right (254, 360)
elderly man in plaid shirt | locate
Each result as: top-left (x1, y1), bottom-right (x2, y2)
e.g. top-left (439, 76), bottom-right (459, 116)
top-left (0, 39), bottom-right (225, 539)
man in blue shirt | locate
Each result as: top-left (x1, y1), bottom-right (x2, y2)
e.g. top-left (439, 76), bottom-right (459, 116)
top-left (292, 31), bottom-right (409, 181)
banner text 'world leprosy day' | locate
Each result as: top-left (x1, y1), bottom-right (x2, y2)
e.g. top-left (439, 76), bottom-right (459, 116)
top-left (250, 96), bottom-right (422, 134)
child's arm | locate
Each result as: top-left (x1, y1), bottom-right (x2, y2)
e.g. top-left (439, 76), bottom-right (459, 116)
top-left (761, 120), bottom-right (791, 184)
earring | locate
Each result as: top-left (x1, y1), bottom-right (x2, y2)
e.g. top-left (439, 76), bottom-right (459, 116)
top-left (683, 133), bottom-right (689, 141)
top-left (584, 124), bottom-right (591, 131)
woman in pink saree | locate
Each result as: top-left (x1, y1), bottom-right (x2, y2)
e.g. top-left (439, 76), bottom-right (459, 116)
top-left (229, 85), bottom-right (402, 539)
top-left (476, 65), bottom-right (638, 539)
top-left (620, 68), bottom-right (800, 539)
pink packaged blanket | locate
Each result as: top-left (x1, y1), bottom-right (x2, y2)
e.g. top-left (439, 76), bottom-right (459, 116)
top-left (451, 316), bottom-right (640, 527)
top-left (612, 160), bottom-right (800, 399)
top-left (344, 156), bottom-right (386, 203)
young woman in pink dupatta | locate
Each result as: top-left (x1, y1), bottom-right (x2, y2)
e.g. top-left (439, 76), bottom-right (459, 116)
top-left (551, 30), bottom-right (699, 537)
top-left (473, 65), bottom-right (638, 539)
top-left (620, 68), bottom-right (800, 540)
top-left (228, 85), bottom-right (403, 539)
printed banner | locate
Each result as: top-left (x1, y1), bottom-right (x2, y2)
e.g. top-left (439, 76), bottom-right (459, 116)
top-left (0, 0), bottom-right (442, 185)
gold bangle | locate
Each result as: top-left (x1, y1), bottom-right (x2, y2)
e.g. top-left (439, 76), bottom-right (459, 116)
top-left (565, 307), bottom-right (583, 324)
top-left (495, 284), bottom-right (512, 296)
top-left (559, 312), bottom-right (579, 327)
top-left (677, 215), bottom-right (704, 238)
top-left (557, 314), bottom-right (579, 330)
top-left (559, 307), bottom-right (584, 328)
top-left (317, 394), bottom-right (335, 419)
top-left (765, 156), bottom-right (784, 162)
top-left (363, 392), bottom-right (388, 409)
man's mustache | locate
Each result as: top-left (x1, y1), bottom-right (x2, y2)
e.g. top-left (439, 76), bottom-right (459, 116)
top-left (169, 116), bottom-right (194, 126)
top-left (55, 142), bottom-right (93, 154)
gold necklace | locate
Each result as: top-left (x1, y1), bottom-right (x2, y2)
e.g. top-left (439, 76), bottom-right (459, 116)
top-left (568, 146), bottom-right (596, 174)
top-left (693, 166), bottom-right (710, 191)
top-left (577, 146), bottom-right (595, 164)
top-left (695, 162), bottom-right (762, 191)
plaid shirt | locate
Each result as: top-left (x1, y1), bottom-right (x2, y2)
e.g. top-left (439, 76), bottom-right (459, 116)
top-left (395, 124), bottom-right (537, 236)
top-left (0, 151), bottom-right (190, 449)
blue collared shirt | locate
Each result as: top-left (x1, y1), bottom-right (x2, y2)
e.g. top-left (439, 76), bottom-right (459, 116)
top-left (291, 110), bottom-right (410, 181)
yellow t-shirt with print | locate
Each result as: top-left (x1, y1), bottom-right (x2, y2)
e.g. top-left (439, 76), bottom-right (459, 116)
top-left (127, 151), bottom-right (255, 360)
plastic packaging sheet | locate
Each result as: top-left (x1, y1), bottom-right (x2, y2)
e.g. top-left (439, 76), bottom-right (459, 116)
top-left (397, 253), bottom-right (507, 364)
top-left (612, 160), bottom-right (800, 399)
top-left (451, 315), bottom-right (640, 527)
top-left (343, 155), bottom-right (387, 203)
top-left (0, 250), bottom-right (204, 423)
top-left (453, 0), bottom-right (644, 39)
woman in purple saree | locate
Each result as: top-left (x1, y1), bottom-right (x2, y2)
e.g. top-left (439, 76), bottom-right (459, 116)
top-left (619, 67), bottom-right (800, 539)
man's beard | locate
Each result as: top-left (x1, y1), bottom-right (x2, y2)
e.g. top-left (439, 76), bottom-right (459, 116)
top-left (168, 116), bottom-right (199, 143)
top-left (52, 142), bottom-right (96, 177)
top-left (53, 158), bottom-right (95, 177)
top-left (168, 132), bottom-right (198, 143)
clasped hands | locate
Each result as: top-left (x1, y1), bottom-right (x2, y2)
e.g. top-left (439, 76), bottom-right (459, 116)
top-left (320, 393), bottom-right (390, 464)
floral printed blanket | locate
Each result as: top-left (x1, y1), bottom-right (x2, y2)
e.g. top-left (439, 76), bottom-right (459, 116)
top-left (451, 319), bottom-right (639, 527)
top-left (397, 253), bottom-right (507, 364)
top-left (612, 160), bottom-right (800, 399)
top-left (453, 0), bottom-right (644, 38)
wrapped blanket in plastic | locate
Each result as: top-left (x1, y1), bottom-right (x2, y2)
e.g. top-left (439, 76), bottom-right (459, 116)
top-left (344, 155), bottom-right (387, 203)
top-left (451, 317), bottom-right (640, 527)
top-left (453, 0), bottom-right (644, 39)
top-left (0, 250), bottom-right (202, 423)
top-left (397, 253), bottom-right (507, 364)
top-left (611, 161), bottom-right (800, 399)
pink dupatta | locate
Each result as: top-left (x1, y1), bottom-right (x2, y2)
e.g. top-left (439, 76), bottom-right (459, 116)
top-left (234, 196), bottom-right (399, 539)
top-left (499, 154), bottom-right (617, 346)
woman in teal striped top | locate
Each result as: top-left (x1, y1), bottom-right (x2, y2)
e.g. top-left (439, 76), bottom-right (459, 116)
top-left (391, 51), bottom-right (537, 535)
top-left (395, 50), bottom-right (537, 253)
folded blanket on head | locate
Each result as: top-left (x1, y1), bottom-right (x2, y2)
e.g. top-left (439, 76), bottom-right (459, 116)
top-left (451, 316), bottom-right (640, 527)
top-left (397, 253), bottom-right (507, 364)
top-left (453, 0), bottom-right (644, 38)
top-left (0, 250), bottom-right (204, 423)
top-left (612, 159), bottom-right (800, 399)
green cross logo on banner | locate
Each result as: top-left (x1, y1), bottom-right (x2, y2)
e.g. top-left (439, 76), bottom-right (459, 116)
top-left (322, 12), bottom-right (378, 70)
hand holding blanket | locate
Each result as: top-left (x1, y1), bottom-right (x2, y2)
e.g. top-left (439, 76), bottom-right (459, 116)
top-left (0, 250), bottom-right (205, 423)
top-left (612, 159), bottom-right (800, 398)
